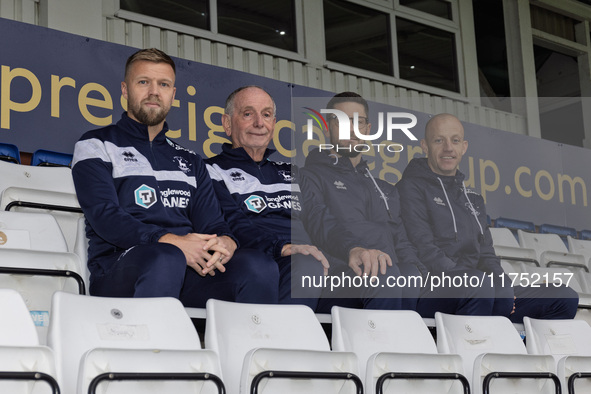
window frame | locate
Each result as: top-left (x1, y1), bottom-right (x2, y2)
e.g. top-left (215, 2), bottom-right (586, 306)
top-left (114, 0), bottom-right (307, 62)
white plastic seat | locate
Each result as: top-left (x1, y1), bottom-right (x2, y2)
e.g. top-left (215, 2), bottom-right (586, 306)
top-left (331, 306), bottom-right (467, 393)
top-left (518, 230), bottom-right (591, 305)
top-left (524, 317), bottom-right (591, 393)
top-left (0, 289), bottom-right (59, 394)
top-left (204, 299), bottom-right (361, 394)
top-left (48, 291), bottom-right (224, 394)
top-left (0, 160), bottom-right (83, 252)
top-left (568, 236), bottom-right (591, 266)
top-left (0, 211), bottom-right (85, 344)
top-left (490, 227), bottom-right (540, 270)
top-left (518, 230), bottom-right (587, 272)
top-left (435, 312), bottom-right (559, 394)
top-left (0, 211), bottom-right (68, 252)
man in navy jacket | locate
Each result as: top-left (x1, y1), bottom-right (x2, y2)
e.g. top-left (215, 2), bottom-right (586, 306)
top-left (72, 49), bottom-right (278, 306)
top-left (205, 86), bottom-right (329, 310)
top-left (299, 92), bottom-right (421, 311)
top-left (396, 113), bottom-right (578, 322)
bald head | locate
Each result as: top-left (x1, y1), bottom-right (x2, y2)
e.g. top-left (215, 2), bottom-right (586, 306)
top-left (424, 113), bottom-right (464, 141)
top-left (420, 113), bottom-right (468, 176)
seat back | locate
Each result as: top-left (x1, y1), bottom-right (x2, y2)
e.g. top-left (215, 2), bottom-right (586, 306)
top-left (331, 307), bottom-right (436, 375)
top-left (30, 149), bottom-right (73, 167)
top-left (540, 224), bottom-right (577, 248)
top-left (518, 229), bottom-right (568, 258)
top-left (0, 291), bottom-right (58, 393)
top-left (48, 292), bottom-right (201, 394)
top-left (0, 160), bottom-right (76, 195)
top-left (205, 299), bottom-right (330, 394)
top-left (568, 236), bottom-right (591, 265)
top-left (435, 312), bottom-right (528, 384)
top-left (490, 227), bottom-right (521, 247)
top-left (0, 211), bottom-right (83, 344)
top-left (494, 217), bottom-right (536, 239)
top-left (0, 142), bottom-right (20, 164)
top-left (580, 230), bottom-right (591, 240)
top-left (524, 317), bottom-right (591, 361)
top-left (0, 161), bottom-right (82, 252)
top-left (0, 211), bottom-right (68, 252)
top-left (0, 288), bottom-right (39, 346)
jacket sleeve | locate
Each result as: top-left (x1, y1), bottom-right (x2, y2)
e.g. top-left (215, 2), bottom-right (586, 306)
top-left (396, 177), bottom-right (457, 274)
top-left (72, 140), bottom-right (169, 249)
top-left (206, 164), bottom-right (283, 257)
top-left (186, 157), bottom-right (238, 244)
top-left (299, 167), bottom-right (361, 262)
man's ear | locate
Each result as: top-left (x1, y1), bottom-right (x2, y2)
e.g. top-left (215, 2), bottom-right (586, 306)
top-left (222, 114), bottom-right (232, 137)
top-left (121, 81), bottom-right (128, 100)
top-left (462, 140), bottom-right (468, 155)
top-left (420, 138), bottom-right (428, 155)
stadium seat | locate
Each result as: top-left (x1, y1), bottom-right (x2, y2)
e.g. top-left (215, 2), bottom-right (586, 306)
top-left (490, 227), bottom-right (589, 305)
top-left (524, 317), bottom-right (591, 393)
top-left (435, 312), bottom-right (559, 394)
top-left (331, 306), bottom-right (468, 394)
top-left (490, 227), bottom-right (540, 269)
top-left (568, 236), bottom-right (591, 267)
top-left (518, 230), bottom-right (588, 272)
top-left (0, 142), bottom-right (20, 164)
top-left (580, 230), bottom-right (591, 241)
top-left (48, 292), bottom-right (225, 394)
top-left (494, 217), bottom-right (536, 239)
top-left (30, 149), bottom-right (73, 167)
top-left (204, 299), bottom-right (361, 394)
top-left (0, 160), bottom-right (83, 252)
top-left (0, 211), bottom-right (85, 344)
top-left (540, 224), bottom-right (578, 248)
top-left (0, 288), bottom-right (60, 393)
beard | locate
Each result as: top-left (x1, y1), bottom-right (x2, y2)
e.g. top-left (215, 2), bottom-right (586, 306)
top-left (128, 96), bottom-right (170, 126)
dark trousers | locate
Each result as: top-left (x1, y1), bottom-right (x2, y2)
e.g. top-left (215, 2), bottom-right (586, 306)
top-left (89, 244), bottom-right (279, 307)
top-left (415, 268), bottom-right (578, 322)
top-left (276, 253), bottom-right (325, 310)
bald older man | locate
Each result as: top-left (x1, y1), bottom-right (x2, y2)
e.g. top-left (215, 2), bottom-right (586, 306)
top-left (397, 113), bottom-right (578, 322)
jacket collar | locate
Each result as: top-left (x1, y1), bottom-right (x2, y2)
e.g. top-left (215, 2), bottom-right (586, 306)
top-left (116, 112), bottom-right (170, 143)
top-left (220, 143), bottom-right (275, 164)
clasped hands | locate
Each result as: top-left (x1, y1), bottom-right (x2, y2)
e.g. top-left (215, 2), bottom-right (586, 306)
top-left (159, 233), bottom-right (236, 276)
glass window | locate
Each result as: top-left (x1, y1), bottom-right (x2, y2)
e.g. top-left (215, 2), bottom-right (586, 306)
top-left (396, 17), bottom-right (458, 92)
top-left (399, 0), bottom-right (452, 20)
top-left (217, 0), bottom-right (297, 51)
top-left (120, 0), bottom-right (209, 30)
top-left (324, 0), bottom-right (393, 75)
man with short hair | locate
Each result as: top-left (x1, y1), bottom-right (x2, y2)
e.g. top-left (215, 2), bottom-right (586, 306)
top-left (397, 113), bottom-right (578, 321)
top-left (298, 92), bottom-right (421, 311)
top-left (72, 49), bottom-right (278, 306)
top-left (206, 85), bottom-right (328, 309)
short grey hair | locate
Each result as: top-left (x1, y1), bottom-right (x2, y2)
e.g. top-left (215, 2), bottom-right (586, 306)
top-left (224, 85), bottom-right (277, 116)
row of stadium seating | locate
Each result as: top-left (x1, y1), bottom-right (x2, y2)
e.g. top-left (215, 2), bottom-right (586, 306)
top-left (0, 142), bottom-right (73, 167)
top-left (3, 288), bottom-right (591, 394)
top-left (2, 152), bottom-right (591, 392)
top-left (490, 226), bottom-right (591, 307)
